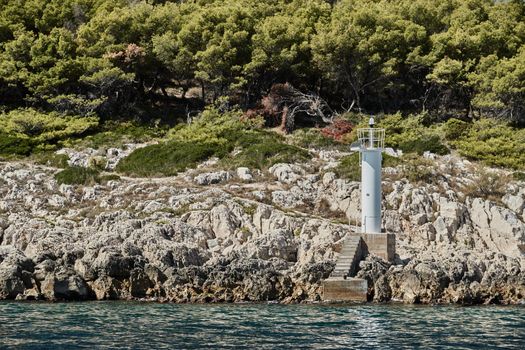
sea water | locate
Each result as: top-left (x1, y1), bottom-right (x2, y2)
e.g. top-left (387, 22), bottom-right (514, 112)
top-left (0, 302), bottom-right (523, 349)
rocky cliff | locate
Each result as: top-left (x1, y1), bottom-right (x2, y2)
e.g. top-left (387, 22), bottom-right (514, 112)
top-left (0, 147), bottom-right (524, 304)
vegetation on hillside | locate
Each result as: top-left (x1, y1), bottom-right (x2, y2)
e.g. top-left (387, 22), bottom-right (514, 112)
top-left (0, 0), bottom-right (523, 175)
top-left (116, 108), bottom-right (310, 177)
top-left (0, 0), bottom-right (524, 124)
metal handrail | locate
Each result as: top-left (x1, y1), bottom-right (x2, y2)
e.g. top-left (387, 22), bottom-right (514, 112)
top-left (357, 128), bottom-right (385, 150)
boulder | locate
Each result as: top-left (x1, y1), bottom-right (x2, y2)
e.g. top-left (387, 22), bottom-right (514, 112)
top-left (194, 171), bottom-right (231, 185)
top-left (236, 167), bottom-right (253, 182)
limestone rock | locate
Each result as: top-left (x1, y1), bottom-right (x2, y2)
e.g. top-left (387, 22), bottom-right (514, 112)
top-left (268, 163), bottom-right (304, 184)
top-left (236, 167), bottom-right (253, 182)
top-left (194, 171), bottom-right (231, 185)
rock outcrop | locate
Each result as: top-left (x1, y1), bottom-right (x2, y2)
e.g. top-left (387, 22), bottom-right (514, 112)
top-left (0, 148), bottom-right (523, 304)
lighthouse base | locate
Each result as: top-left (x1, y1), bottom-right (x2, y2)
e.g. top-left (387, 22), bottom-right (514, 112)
top-left (322, 278), bottom-right (368, 302)
top-left (321, 232), bottom-right (396, 303)
top-left (360, 233), bottom-right (396, 262)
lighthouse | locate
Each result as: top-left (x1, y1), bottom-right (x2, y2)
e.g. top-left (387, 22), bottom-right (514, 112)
top-left (353, 117), bottom-right (385, 233)
top-left (322, 117), bottom-right (394, 302)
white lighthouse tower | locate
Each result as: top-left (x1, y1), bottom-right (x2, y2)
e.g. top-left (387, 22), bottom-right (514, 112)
top-left (355, 117), bottom-right (385, 234)
top-left (322, 117), bottom-right (394, 302)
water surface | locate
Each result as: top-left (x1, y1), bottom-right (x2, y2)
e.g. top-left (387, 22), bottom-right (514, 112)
top-left (0, 302), bottom-right (523, 349)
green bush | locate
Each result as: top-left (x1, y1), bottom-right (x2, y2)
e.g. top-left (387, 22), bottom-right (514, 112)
top-left (379, 114), bottom-right (449, 155)
top-left (33, 152), bottom-right (69, 168)
top-left (398, 134), bottom-right (449, 155)
top-left (452, 119), bottom-right (525, 170)
top-left (383, 153), bottom-right (403, 167)
top-left (168, 107), bottom-right (262, 145)
top-left (55, 166), bottom-right (101, 185)
top-left (462, 167), bottom-right (508, 202)
top-left (63, 122), bottom-right (167, 150)
top-left (116, 108), bottom-right (310, 177)
top-left (290, 128), bottom-right (343, 149)
top-left (513, 172), bottom-right (525, 181)
top-left (334, 153), bottom-right (401, 181)
top-left (116, 141), bottom-right (219, 177)
top-left (0, 133), bottom-right (34, 156)
top-left (227, 140), bottom-right (311, 169)
top-left (334, 153), bottom-right (360, 181)
top-left (0, 108), bottom-right (99, 143)
top-left (443, 118), bottom-right (471, 141)
top-left (399, 154), bottom-right (438, 184)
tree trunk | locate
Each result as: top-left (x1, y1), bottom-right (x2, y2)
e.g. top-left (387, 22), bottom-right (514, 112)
top-left (280, 106), bottom-right (290, 132)
top-left (200, 80), bottom-right (206, 104)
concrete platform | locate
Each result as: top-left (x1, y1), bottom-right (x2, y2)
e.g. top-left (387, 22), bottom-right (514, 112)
top-left (322, 278), bottom-right (368, 302)
top-left (360, 232), bottom-right (395, 262)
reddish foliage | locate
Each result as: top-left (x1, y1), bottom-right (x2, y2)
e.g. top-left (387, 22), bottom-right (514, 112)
top-left (244, 83), bottom-right (293, 127)
top-left (321, 119), bottom-right (354, 141)
top-left (104, 44), bottom-right (146, 65)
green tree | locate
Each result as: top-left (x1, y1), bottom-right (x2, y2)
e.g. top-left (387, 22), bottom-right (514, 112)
top-left (244, 0), bottom-right (330, 98)
top-left (313, 0), bottom-right (424, 111)
top-left (469, 46), bottom-right (525, 124)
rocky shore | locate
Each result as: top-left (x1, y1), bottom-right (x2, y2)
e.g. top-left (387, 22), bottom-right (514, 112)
top-left (0, 146), bottom-right (524, 304)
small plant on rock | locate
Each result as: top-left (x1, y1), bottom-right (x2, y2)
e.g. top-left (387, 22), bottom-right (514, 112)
top-left (54, 166), bottom-right (101, 185)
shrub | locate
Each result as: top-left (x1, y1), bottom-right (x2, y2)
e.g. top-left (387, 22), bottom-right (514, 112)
top-left (383, 153), bottom-right (402, 167)
top-left (117, 107), bottom-right (313, 176)
top-left (399, 154), bottom-right (439, 184)
top-left (168, 107), bottom-right (253, 145)
top-left (0, 108), bottom-right (99, 143)
top-left (116, 141), bottom-right (219, 177)
top-left (33, 152), bottom-right (69, 168)
top-left (513, 172), bottom-right (525, 181)
top-left (320, 119), bottom-right (354, 141)
top-left (88, 156), bottom-right (107, 170)
top-left (333, 153), bottom-right (360, 181)
top-left (63, 122), bottom-right (167, 150)
top-left (228, 140), bottom-right (311, 169)
top-left (290, 128), bottom-right (342, 149)
top-left (443, 118), bottom-right (471, 141)
top-left (461, 167), bottom-right (508, 202)
top-left (379, 114), bottom-right (449, 155)
top-left (398, 134), bottom-right (449, 155)
top-left (451, 119), bottom-right (525, 170)
top-left (55, 166), bottom-right (101, 185)
top-left (0, 133), bottom-right (34, 156)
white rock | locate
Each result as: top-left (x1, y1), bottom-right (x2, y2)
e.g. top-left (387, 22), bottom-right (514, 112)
top-left (268, 163), bottom-right (304, 184)
top-left (322, 172), bottom-right (336, 186)
top-left (236, 167), bottom-right (253, 181)
top-left (503, 193), bottom-right (525, 214)
top-left (271, 190), bottom-right (303, 209)
top-left (194, 171), bottom-right (231, 186)
top-left (433, 216), bottom-right (450, 243)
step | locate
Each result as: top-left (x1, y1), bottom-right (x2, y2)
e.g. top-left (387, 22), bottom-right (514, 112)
top-left (337, 258), bottom-right (353, 262)
top-left (330, 235), bottom-right (365, 280)
top-left (339, 246), bottom-right (357, 255)
top-left (333, 268), bottom-right (351, 273)
top-left (334, 263), bottom-right (351, 267)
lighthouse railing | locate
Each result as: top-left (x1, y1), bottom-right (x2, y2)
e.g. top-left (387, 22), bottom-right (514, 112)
top-left (357, 128), bottom-right (385, 150)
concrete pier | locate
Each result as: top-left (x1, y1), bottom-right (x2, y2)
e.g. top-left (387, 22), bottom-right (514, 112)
top-left (322, 278), bottom-right (368, 302)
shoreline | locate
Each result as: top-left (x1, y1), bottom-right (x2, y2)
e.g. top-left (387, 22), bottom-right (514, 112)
top-left (1, 147), bottom-right (524, 307)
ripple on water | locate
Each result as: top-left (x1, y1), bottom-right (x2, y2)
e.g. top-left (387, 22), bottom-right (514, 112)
top-left (0, 302), bottom-right (524, 349)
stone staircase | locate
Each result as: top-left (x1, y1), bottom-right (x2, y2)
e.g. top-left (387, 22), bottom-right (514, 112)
top-left (322, 234), bottom-right (367, 302)
top-left (330, 234), bottom-right (363, 278)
